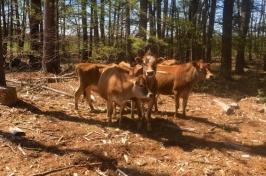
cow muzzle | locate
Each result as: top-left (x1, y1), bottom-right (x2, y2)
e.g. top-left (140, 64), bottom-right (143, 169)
top-left (146, 70), bottom-right (155, 77)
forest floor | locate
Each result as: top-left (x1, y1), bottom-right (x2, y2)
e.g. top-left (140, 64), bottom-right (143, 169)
top-left (0, 68), bottom-right (266, 176)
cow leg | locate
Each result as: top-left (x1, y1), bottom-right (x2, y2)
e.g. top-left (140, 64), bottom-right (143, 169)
top-left (146, 97), bottom-right (155, 131)
top-left (136, 99), bottom-right (143, 130)
top-left (106, 100), bottom-right (113, 125)
top-left (74, 86), bottom-right (83, 110)
top-left (119, 103), bottom-right (125, 127)
top-left (130, 100), bottom-right (135, 119)
top-left (112, 102), bottom-right (117, 119)
top-left (182, 96), bottom-right (189, 117)
top-left (174, 91), bottom-right (180, 118)
top-left (154, 95), bottom-right (159, 112)
top-left (84, 88), bottom-right (95, 112)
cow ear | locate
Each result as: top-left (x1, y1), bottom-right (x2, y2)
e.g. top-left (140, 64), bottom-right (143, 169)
top-left (157, 57), bottom-right (165, 63)
top-left (134, 56), bottom-right (142, 64)
top-left (192, 61), bottom-right (199, 69)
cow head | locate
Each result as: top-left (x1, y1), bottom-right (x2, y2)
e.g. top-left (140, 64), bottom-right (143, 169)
top-left (131, 75), bottom-right (153, 99)
top-left (135, 50), bottom-right (162, 77)
top-left (193, 60), bottom-right (214, 81)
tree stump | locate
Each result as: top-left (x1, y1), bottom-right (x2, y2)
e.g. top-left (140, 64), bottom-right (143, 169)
top-left (0, 86), bottom-right (18, 106)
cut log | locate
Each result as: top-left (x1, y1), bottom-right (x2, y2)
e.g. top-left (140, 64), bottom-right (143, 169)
top-left (0, 86), bottom-right (18, 106)
top-left (213, 99), bottom-right (235, 115)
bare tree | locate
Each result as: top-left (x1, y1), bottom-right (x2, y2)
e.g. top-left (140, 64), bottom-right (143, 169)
top-left (42, 0), bottom-right (60, 74)
top-left (221, 0), bottom-right (235, 79)
top-left (206, 0), bottom-right (217, 62)
top-left (0, 15), bottom-right (6, 87)
top-left (81, 0), bottom-right (88, 60)
top-left (235, 0), bottom-right (252, 74)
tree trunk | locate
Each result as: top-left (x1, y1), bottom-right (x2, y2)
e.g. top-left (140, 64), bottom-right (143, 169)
top-left (9, 0), bottom-right (14, 58)
top-left (29, 0), bottom-right (42, 57)
top-left (206, 0), bottom-right (217, 62)
top-left (89, 0), bottom-right (93, 56)
top-left (42, 0), bottom-right (60, 74)
top-left (235, 0), bottom-right (252, 74)
top-left (100, 0), bottom-right (105, 43)
top-left (108, 0), bottom-right (112, 45)
top-left (1, 0), bottom-right (7, 58)
top-left (81, 0), bottom-right (88, 60)
top-left (201, 0), bottom-right (208, 60)
top-left (139, 0), bottom-right (148, 40)
top-left (125, 0), bottom-right (131, 60)
top-left (93, 0), bottom-right (99, 44)
top-left (156, 0), bottom-right (161, 38)
top-left (0, 16), bottom-right (6, 87)
top-left (221, 0), bottom-right (234, 79)
top-left (162, 0), bottom-right (168, 39)
top-left (149, 1), bottom-right (156, 36)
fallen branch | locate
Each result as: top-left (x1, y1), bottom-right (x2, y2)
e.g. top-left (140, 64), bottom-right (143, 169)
top-left (32, 163), bottom-right (101, 176)
top-left (116, 169), bottom-right (128, 176)
top-left (213, 99), bottom-right (235, 115)
top-left (41, 86), bottom-right (73, 97)
top-left (18, 144), bottom-right (26, 156)
top-left (95, 168), bottom-right (108, 176)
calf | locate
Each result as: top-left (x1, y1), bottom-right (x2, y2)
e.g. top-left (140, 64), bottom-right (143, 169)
top-left (97, 65), bottom-right (153, 127)
top-left (74, 63), bottom-right (109, 111)
top-left (155, 60), bottom-right (213, 117)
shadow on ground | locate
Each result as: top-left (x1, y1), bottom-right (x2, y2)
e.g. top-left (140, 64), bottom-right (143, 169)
top-left (10, 99), bottom-right (266, 158)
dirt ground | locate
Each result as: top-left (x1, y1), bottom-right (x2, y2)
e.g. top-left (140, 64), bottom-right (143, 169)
top-left (0, 70), bottom-right (266, 176)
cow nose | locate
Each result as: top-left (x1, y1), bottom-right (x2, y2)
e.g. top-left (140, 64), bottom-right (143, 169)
top-left (146, 70), bottom-right (154, 77)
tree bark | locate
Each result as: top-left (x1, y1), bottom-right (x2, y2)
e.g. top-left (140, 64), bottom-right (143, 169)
top-left (81, 0), bottom-right (88, 60)
top-left (0, 13), bottom-right (6, 87)
top-left (149, 1), bottom-right (156, 36)
top-left (206, 0), bottom-right (217, 62)
top-left (139, 0), bottom-right (148, 40)
top-left (42, 0), bottom-right (60, 74)
top-left (235, 0), bottom-right (252, 74)
top-left (221, 0), bottom-right (234, 79)
top-left (162, 0), bottom-right (168, 39)
top-left (156, 0), bottom-right (161, 38)
top-left (125, 0), bottom-right (131, 60)
top-left (29, 0), bottom-right (42, 57)
top-left (92, 0), bottom-right (99, 44)
top-left (100, 0), bottom-right (105, 43)
top-left (1, 0), bottom-right (7, 58)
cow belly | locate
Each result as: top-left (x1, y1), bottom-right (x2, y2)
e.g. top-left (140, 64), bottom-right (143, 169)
top-left (157, 82), bottom-right (174, 95)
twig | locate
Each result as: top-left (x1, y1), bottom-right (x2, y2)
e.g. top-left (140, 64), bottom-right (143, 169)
top-left (95, 168), bottom-right (108, 176)
top-left (18, 144), bottom-right (27, 156)
top-left (5, 143), bottom-right (17, 154)
top-left (116, 169), bottom-right (129, 176)
top-left (41, 86), bottom-right (74, 97)
top-left (32, 163), bottom-right (101, 176)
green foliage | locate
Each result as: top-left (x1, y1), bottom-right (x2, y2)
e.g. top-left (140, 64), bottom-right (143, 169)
top-left (92, 44), bottom-right (124, 62)
top-left (129, 36), bottom-right (146, 56)
top-left (257, 88), bottom-right (266, 103)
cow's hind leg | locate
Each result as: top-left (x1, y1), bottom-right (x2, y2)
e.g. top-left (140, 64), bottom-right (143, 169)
top-left (119, 103), bottom-right (125, 127)
top-left (182, 94), bottom-right (189, 117)
top-left (173, 91), bottom-right (180, 118)
top-left (84, 88), bottom-right (96, 112)
top-left (106, 100), bottom-right (113, 125)
top-left (74, 86), bottom-right (84, 110)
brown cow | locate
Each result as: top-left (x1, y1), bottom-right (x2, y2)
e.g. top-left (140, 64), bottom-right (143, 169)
top-left (155, 60), bottom-right (213, 117)
top-left (97, 65), bottom-right (153, 127)
top-left (122, 52), bottom-right (161, 131)
top-left (74, 63), bottom-right (110, 111)
top-left (160, 58), bottom-right (180, 66)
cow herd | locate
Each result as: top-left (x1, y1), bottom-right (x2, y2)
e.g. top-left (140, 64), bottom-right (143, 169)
top-left (74, 51), bottom-right (213, 131)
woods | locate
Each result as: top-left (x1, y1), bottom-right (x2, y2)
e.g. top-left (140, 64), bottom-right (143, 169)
top-left (1, 1), bottom-right (266, 175)
top-left (0, 0), bottom-right (264, 76)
